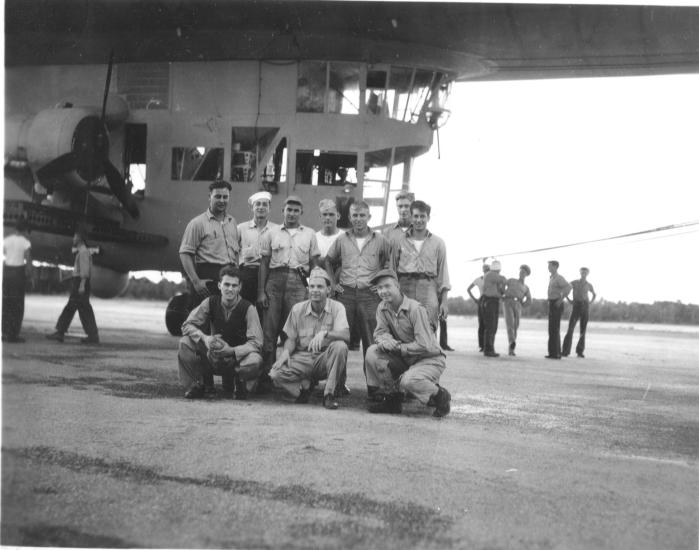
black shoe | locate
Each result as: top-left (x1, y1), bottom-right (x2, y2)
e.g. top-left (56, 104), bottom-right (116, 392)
top-left (322, 394), bottom-right (339, 410)
top-left (333, 384), bottom-right (351, 398)
top-left (544, 355), bottom-right (561, 359)
top-left (577, 353), bottom-right (585, 358)
top-left (203, 385), bottom-right (216, 398)
top-left (234, 376), bottom-right (248, 400)
top-left (441, 344), bottom-right (454, 351)
top-left (295, 387), bottom-right (311, 404)
top-left (508, 350), bottom-right (516, 356)
top-left (484, 351), bottom-right (500, 357)
top-left (81, 336), bottom-right (100, 344)
top-left (46, 331), bottom-right (64, 343)
top-left (368, 393), bottom-right (402, 414)
top-left (478, 347), bottom-right (484, 352)
top-left (184, 383), bottom-right (205, 399)
top-left (4, 336), bottom-right (25, 343)
top-left (256, 373), bottom-right (273, 394)
top-left (432, 386), bottom-right (451, 418)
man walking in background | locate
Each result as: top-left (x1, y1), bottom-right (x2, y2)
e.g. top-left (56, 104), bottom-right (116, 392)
top-left (3, 218), bottom-right (32, 343)
top-left (482, 260), bottom-right (507, 357)
top-left (562, 267), bottom-right (597, 358)
top-left (546, 260), bottom-right (572, 359)
top-left (467, 262), bottom-right (490, 352)
top-left (503, 264), bottom-right (532, 356)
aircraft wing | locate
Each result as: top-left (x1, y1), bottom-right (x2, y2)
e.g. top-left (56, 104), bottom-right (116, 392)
top-left (5, 1), bottom-right (699, 80)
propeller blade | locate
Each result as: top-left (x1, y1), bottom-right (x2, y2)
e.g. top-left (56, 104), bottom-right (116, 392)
top-left (103, 160), bottom-right (140, 219)
top-left (36, 152), bottom-right (77, 182)
top-left (101, 50), bottom-right (115, 123)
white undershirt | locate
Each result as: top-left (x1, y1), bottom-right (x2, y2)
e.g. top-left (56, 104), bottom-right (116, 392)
top-left (409, 238), bottom-right (424, 253)
top-left (355, 237), bottom-right (368, 252)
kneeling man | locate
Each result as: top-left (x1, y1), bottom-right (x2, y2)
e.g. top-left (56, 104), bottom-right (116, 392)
top-left (270, 268), bottom-right (349, 409)
top-left (178, 265), bottom-right (263, 399)
top-left (365, 269), bottom-right (451, 417)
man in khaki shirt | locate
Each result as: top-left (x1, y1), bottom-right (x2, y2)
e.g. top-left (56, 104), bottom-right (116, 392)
top-left (546, 260), bottom-right (572, 359)
top-left (503, 264), bottom-right (532, 356)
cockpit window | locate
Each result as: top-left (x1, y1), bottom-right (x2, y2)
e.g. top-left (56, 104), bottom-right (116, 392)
top-left (171, 147), bottom-right (223, 181)
top-left (295, 150), bottom-right (357, 186)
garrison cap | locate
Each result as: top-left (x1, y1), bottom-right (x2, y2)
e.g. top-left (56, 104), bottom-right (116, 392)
top-left (309, 267), bottom-right (332, 285)
top-left (248, 191), bottom-right (272, 206)
top-left (318, 199), bottom-right (337, 212)
top-left (370, 268), bottom-right (399, 286)
top-left (284, 195), bottom-right (303, 207)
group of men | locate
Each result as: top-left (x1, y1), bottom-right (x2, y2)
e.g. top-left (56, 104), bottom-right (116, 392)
top-left (176, 180), bottom-right (452, 417)
top-left (467, 259), bottom-right (596, 358)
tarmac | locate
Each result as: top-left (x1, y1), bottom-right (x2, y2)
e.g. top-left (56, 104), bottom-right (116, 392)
top-left (2, 296), bottom-right (698, 549)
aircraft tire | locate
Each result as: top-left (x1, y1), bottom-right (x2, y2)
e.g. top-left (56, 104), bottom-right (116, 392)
top-left (165, 293), bottom-right (191, 336)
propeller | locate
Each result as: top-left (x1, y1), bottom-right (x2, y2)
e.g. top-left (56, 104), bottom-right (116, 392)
top-left (35, 51), bottom-right (139, 218)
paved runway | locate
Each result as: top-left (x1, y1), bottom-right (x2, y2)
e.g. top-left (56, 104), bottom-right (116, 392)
top-left (2, 296), bottom-right (698, 548)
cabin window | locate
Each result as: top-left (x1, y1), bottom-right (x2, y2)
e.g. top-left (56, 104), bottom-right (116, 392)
top-left (366, 68), bottom-right (389, 116)
top-left (117, 63), bottom-right (170, 110)
top-left (297, 62), bottom-right (327, 113)
top-left (297, 61), bottom-right (360, 114)
top-left (230, 127), bottom-right (285, 185)
top-left (295, 150), bottom-right (357, 187)
top-left (328, 63), bottom-right (360, 114)
top-left (171, 147), bottom-right (223, 181)
top-left (123, 124), bottom-right (147, 195)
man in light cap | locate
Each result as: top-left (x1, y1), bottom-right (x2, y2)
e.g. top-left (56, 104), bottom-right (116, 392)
top-left (481, 260), bottom-right (507, 357)
top-left (503, 264), bottom-right (532, 356)
top-left (364, 269), bottom-right (451, 418)
top-left (269, 267), bottom-right (349, 409)
top-left (546, 260), bottom-right (572, 359)
top-left (467, 262), bottom-right (490, 352)
top-left (315, 199), bottom-right (341, 259)
top-left (258, 195), bottom-right (321, 372)
top-left (237, 190), bottom-right (277, 317)
top-left (562, 267), bottom-right (596, 358)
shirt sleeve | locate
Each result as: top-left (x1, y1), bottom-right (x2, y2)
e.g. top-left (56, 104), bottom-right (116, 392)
top-left (282, 305), bottom-right (298, 343)
top-left (331, 301), bottom-right (349, 332)
top-left (436, 238), bottom-right (451, 292)
top-left (181, 298), bottom-right (212, 343)
top-left (309, 232), bottom-right (321, 258)
top-left (232, 304), bottom-right (263, 357)
top-left (401, 304), bottom-right (442, 358)
top-left (373, 308), bottom-right (394, 344)
top-left (325, 236), bottom-right (341, 265)
top-left (179, 218), bottom-right (201, 255)
top-left (258, 230), bottom-right (272, 257)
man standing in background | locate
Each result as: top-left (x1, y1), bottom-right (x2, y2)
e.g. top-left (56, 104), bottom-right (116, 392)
top-left (3, 218), bottom-right (32, 343)
top-left (481, 260), bottom-right (507, 357)
top-left (238, 191), bottom-right (276, 317)
top-left (315, 199), bottom-right (342, 259)
top-left (383, 190), bottom-right (415, 247)
top-left (467, 263), bottom-right (490, 352)
top-left (546, 260), bottom-right (572, 359)
top-left (562, 267), bottom-right (597, 358)
top-left (503, 264), bottom-right (532, 356)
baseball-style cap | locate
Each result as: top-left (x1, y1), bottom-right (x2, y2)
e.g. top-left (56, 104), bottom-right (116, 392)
top-left (370, 268), bottom-right (398, 286)
top-left (284, 195), bottom-right (303, 207)
top-left (248, 191), bottom-right (272, 206)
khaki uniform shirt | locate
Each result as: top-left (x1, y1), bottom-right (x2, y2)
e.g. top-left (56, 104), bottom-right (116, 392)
top-left (392, 229), bottom-right (451, 293)
top-left (283, 298), bottom-right (349, 351)
top-left (374, 295), bottom-right (443, 360)
top-left (179, 210), bottom-right (240, 265)
top-left (259, 225), bottom-right (320, 270)
top-left (238, 219), bottom-right (278, 267)
top-left (326, 230), bottom-right (392, 289)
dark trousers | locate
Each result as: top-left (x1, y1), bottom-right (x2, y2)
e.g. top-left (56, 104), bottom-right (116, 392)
top-left (187, 263), bottom-right (228, 310)
top-left (477, 297), bottom-right (485, 349)
top-left (239, 265), bottom-right (263, 320)
top-left (562, 301), bottom-right (589, 356)
top-left (56, 278), bottom-right (99, 338)
top-left (547, 299), bottom-right (564, 358)
top-left (2, 265), bottom-right (26, 338)
top-left (482, 297), bottom-right (500, 353)
top-left (262, 269), bottom-right (307, 366)
top-left (336, 285), bottom-right (380, 358)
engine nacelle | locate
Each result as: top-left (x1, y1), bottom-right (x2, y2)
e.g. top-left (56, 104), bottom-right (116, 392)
top-left (90, 265), bottom-right (130, 298)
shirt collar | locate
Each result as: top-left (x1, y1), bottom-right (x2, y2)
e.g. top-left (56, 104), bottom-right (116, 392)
top-left (303, 299), bottom-right (331, 317)
top-left (206, 209), bottom-right (233, 222)
top-left (282, 224), bottom-right (306, 232)
top-left (378, 294), bottom-right (409, 313)
top-left (405, 227), bottom-right (432, 239)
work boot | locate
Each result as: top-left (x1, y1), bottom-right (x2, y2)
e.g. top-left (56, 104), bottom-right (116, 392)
top-left (322, 394), bottom-right (339, 410)
top-left (184, 383), bottom-right (205, 399)
top-left (432, 386), bottom-right (451, 418)
top-left (295, 387), bottom-right (311, 404)
top-left (368, 393), bottom-right (402, 414)
top-left (46, 331), bottom-right (64, 343)
top-left (234, 374), bottom-right (248, 400)
top-left (333, 384), bottom-right (351, 398)
top-left (256, 372), bottom-right (273, 394)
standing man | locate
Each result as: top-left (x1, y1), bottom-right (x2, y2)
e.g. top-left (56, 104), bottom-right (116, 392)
top-left (364, 269), bottom-right (451, 418)
top-left (269, 268), bottom-right (349, 410)
top-left (178, 266), bottom-right (263, 399)
top-left (546, 260), bottom-right (572, 359)
top-left (46, 228), bottom-right (99, 344)
top-left (315, 199), bottom-right (342, 259)
top-left (238, 190), bottom-right (277, 316)
top-left (503, 264), bottom-right (532, 356)
top-left (392, 200), bottom-right (450, 332)
top-left (258, 195), bottom-right (321, 369)
top-left (383, 190), bottom-right (415, 247)
top-left (562, 267), bottom-right (597, 358)
top-left (325, 200), bottom-right (392, 358)
top-left (467, 263), bottom-right (490, 352)
top-left (179, 179), bottom-right (239, 310)
top-left (3, 218), bottom-right (32, 343)
top-left (481, 260), bottom-right (507, 357)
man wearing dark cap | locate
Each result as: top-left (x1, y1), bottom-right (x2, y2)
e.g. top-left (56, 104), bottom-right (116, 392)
top-left (546, 260), bottom-right (572, 359)
top-left (503, 264), bottom-right (532, 356)
top-left (179, 179), bottom-right (240, 310)
top-left (562, 267), bottom-right (597, 358)
top-left (258, 195), bottom-right (321, 371)
top-left (269, 267), bottom-right (349, 410)
top-left (364, 269), bottom-right (451, 418)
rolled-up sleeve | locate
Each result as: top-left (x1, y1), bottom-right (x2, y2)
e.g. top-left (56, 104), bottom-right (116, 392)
top-left (181, 298), bottom-right (211, 342)
top-left (179, 218), bottom-right (201, 256)
top-left (436, 239), bottom-right (451, 293)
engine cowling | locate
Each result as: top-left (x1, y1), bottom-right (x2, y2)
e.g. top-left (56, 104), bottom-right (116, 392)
top-left (90, 265), bottom-right (130, 298)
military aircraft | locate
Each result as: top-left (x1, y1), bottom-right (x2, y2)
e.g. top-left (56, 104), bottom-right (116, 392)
top-left (5, 1), bottom-right (699, 333)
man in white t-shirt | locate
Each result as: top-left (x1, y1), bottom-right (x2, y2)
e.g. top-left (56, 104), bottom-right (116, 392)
top-left (314, 199), bottom-right (341, 259)
top-left (3, 218), bottom-right (32, 343)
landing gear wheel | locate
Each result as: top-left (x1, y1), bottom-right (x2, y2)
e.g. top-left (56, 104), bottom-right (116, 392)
top-left (165, 293), bottom-right (191, 336)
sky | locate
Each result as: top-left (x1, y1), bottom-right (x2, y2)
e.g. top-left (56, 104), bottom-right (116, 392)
top-left (409, 74), bottom-right (699, 305)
